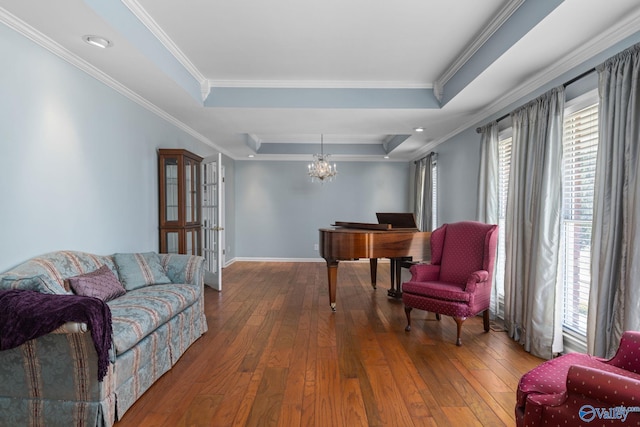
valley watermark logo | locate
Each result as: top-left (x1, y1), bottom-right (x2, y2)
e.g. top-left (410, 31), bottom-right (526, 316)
top-left (579, 405), bottom-right (640, 423)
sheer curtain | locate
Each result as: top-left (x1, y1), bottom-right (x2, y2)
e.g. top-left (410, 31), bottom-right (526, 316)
top-left (504, 87), bottom-right (565, 359)
top-left (588, 44), bottom-right (640, 358)
top-left (414, 152), bottom-right (436, 231)
top-left (477, 122), bottom-right (500, 317)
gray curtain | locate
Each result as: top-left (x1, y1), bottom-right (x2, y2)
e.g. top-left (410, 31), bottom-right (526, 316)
top-left (588, 44), bottom-right (640, 358)
top-left (477, 121), bottom-right (500, 317)
top-left (504, 87), bottom-right (565, 359)
top-left (414, 152), bottom-right (437, 231)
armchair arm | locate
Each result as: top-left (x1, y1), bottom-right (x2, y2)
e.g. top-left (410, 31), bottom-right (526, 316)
top-left (409, 264), bottom-right (440, 282)
top-left (521, 365), bottom-right (640, 426)
top-left (464, 270), bottom-right (489, 293)
top-left (607, 330), bottom-right (640, 372)
top-left (566, 365), bottom-right (640, 407)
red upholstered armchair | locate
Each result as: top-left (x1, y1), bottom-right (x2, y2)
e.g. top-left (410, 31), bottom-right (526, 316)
top-left (516, 331), bottom-right (640, 427)
top-left (402, 221), bottom-right (498, 346)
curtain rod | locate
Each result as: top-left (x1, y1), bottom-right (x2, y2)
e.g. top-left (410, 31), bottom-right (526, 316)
top-left (414, 152), bottom-right (436, 164)
top-left (477, 67), bottom-right (597, 131)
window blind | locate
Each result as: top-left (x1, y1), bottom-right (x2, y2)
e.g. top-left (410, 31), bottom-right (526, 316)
top-left (495, 136), bottom-right (512, 313)
top-left (561, 103), bottom-right (598, 336)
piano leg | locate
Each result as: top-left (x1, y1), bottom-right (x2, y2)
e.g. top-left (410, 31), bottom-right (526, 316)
top-left (369, 258), bottom-right (377, 289)
top-left (325, 259), bottom-right (338, 311)
top-left (388, 257), bottom-right (410, 298)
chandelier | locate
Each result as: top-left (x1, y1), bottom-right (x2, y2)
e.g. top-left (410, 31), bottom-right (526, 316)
top-left (307, 134), bottom-right (337, 183)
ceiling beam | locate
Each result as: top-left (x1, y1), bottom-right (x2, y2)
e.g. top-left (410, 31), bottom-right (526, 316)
top-left (438, 0), bottom-right (564, 106)
top-left (204, 87), bottom-right (439, 109)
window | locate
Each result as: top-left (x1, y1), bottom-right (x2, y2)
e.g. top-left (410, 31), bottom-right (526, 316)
top-left (431, 156), bottom-right (438, 230)
top-left (495, 135), bottom-right (512, 316)
top-left (561, 102), bottom-right (598, 336)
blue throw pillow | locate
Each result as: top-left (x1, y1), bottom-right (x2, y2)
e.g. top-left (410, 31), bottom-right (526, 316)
top-left (113, 252), bottom-right (172, 291)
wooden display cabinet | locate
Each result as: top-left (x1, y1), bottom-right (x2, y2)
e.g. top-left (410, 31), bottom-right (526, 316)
top-left (158, 149), bottom-right (203, 255)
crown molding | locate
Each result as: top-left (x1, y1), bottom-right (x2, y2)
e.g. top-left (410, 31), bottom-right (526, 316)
top-left (208, 79), bottom-right (432, 89)
top-left (122, 0), bottom-right (211, 100)
top-left (434, 0), bottom-right (525, 101)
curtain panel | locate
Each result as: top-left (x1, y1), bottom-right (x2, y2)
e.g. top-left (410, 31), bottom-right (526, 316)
top-left (477, 122), bottom-right (500, 317)
top-left (414, 153), bottom-right (436, 232)
top-left (477, 122), bottom-right (499, 224)
top-left (588, 44), bottom-right (640, 358)
top-left (504, 87), bottom-right (565, 359)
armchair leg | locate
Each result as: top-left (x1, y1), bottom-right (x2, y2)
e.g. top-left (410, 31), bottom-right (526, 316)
top-left (483, 310), bottom-right (490, 332)
top-left (454, 317), bottom-right (466, 346)
top-left (404, 306), bottom-right (412, 331)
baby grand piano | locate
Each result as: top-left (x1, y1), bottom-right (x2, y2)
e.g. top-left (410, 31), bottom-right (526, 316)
top-left (319, 213), bottom-right (431, 311)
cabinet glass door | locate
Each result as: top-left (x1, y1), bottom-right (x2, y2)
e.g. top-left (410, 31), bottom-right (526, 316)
top-left (163, 230), bottom-right (180, 254)
top-left (164, 158), bottom-right (179, 222)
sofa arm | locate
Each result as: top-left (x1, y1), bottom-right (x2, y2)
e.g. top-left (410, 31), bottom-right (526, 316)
top-left (51, 321), bottom-right (88, 333)
top-left (409, 264), bottom-right (440, 282)
top-left (160, 254), bottom-right (205, 286)
top-left (0, 331), bottom-right (113, 401)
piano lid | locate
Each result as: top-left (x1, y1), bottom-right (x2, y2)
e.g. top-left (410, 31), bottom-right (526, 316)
top-left (376, 212), bottom-right (417, 229)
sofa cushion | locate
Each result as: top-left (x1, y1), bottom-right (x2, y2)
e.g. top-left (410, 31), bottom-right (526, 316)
top-left (108, 284), bottom-right (199, 355)
top-left (67, 265), bottom-right (126, 302)
top-left (113, 252), bottom-right (171, 291)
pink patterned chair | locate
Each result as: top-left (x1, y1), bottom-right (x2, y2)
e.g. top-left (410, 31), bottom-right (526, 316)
top-left (401, 221), bottom-right (498, 346)
top-left (515, 331), bottom-right (640, 426)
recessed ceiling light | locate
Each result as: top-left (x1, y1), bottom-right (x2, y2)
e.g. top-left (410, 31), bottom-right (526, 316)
top-left (384, 155), bottom-right (390, 159)
top-left (248, 154), bottom-right (255, 158)
top-left (414, 127), bottom-right (424, 132)
top-left (83, 35), bottom-right (112, 49)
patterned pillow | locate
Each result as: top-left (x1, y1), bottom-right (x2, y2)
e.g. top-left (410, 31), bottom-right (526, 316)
top-left (113, 252), bottom-right (172, 291)
top-left (67, 265), bottom-right (126, 302)
top-left (0, 274), bottom-right (53, 293)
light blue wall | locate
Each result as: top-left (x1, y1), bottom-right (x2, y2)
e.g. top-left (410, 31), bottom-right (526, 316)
top-left (221, 154), bottom-right (236, 261)
top-left (0, 23), bottom-right (217, 271)
top-left (235, 161), bottom-right (410, 259)
top-left (434, 128), bottom-right (482, 224)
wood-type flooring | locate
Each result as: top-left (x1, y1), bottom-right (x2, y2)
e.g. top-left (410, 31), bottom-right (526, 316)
top-left (115, 261), bottom-right (543, 427)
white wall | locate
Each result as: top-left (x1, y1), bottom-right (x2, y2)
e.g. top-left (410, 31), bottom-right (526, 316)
top-left (0, 23), bottom-right (216, 271)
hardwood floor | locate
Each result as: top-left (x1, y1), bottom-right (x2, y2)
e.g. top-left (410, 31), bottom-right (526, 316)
top-left (115, 261), bottom-right (543, 427)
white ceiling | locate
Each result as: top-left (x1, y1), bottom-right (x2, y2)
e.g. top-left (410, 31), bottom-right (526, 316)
top-left (2, 0), bottom-right (640, 161)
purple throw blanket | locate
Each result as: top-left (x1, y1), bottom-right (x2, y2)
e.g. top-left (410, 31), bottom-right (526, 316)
top-left (0, 289), bottom-right (112, 381)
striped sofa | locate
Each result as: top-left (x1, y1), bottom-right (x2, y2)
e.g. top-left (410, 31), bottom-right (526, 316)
top-left (0, 251), bottom-right (208, 427)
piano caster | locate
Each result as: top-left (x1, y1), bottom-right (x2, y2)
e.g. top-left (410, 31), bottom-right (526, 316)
top-left (387, 289), bottom-right (402, 299)
top-left (330, 302), bottom-right (336, 312)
